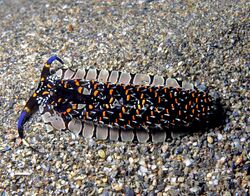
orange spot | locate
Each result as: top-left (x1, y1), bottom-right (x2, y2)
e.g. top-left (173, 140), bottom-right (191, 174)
top-left (155, 92), bottom-right (158, 98)
top-left (102, 111), bottom-right (106, 117)
top-left (33, 93), bottom-right (37, 97)
top-left (47, 84), bottom-right (52, 88)
top-left (93, 90), bottom-right (99, 97)
top-left (66, 108), bottom-right (72, 113)
top-left (109, 97), bottom-right (114, 104)
top-left (192, 93), bottom-right (195, 98)
top-left (202, 107), bottom-right (205, 112)
top-left (158, 97), bottom-right (161, 104)
top-left (140, 93), bottom-right (144, 99)
top-left (42, 91), bottom-right (49, 95)
top-left (115, 118), bottom-right (118, 123)
top-left (175, 98), bottom-right (178, 104)
top-left (74, 80), bottom-right (80, 86)
top-left (122, 106), bottom-right (126, 113)
top-left (196, 98), bottom-right (198, 103)
top-left (136, 109), bottom-right (140, 115)
top-left (125, 89), bottom-right (129, 95)
top-left (106, 104), bottom-right (109, 109)
top-left (24, 107), bottom-right (30, 113)
top-left (185, 104), bottom-right (188, 110)
top-left (138, 104), bottom-right (141, 110)
top-left (86, 111), bottom-right (89, 118)
top-left (72, 104), bottom-right (77, 110)
top-left (41, 77), bottom-right (45, 82)
top-left (93, 83), bottom-right (98, 90)
top-left (189, 101), bottom-right (192, 106)
top-left (64, 83), bottom-right (68, 88)
top-left (128, 120), bottom-right (131, 125)
top-left (179, 110), bottom-right (181, 116)
top-left (204, 98), bottom-right (207, 103)
top-left (164, 88), bottom-right (167, 93)
top-left (89, 105), bottom-right (93, 110)
top-left (170, 92), bottom-right (173, 99)
top-left (126, 95), bottom-right (131, 101)
top-left (150, 111), bottom-right (154, 116)
top-left (146, 116), bottom-right (149, 121)
top-left (132, 115), bottom-right (136, 120)
top-left (119, 113), bottom-right (122, 118)
top-left (166, 108), bottom-right (169, 113)
top-left (109, 89), bottom-right (113, 95)
top-left (192, 109), bottom-right (195, 114)
top-left (196, 104), bottom-right (199, 109)
top-left (58, 98), bottom-right (62, 103)
top-left (142, 99), bottom-right (146, 105)
top-left (78, 87), bottom-right (83, 94)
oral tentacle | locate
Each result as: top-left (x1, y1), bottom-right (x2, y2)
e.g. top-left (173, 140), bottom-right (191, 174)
top-left (41, 55), bottom-right (64, 79)
top-left (17, 55), bottom-right (63, 139)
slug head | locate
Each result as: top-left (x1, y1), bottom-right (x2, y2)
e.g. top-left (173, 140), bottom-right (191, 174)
top-left (17, 56), bottom-right (64, 139)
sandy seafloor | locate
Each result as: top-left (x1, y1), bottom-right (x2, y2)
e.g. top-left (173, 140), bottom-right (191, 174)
top-left (0, 0), bottom-right (249, 195)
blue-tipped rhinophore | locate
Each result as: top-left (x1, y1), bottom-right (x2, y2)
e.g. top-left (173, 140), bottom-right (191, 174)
top-left (17, 111), bottom-right (27, 139)
top-left (47, 55), bottom-right (64, 65)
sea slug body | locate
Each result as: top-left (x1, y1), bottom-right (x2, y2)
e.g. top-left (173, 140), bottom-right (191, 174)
top-left (18, 56), bottom-right (223, 143)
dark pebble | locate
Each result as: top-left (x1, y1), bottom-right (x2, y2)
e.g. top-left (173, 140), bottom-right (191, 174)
top-left (175, 146), bottom-right (183, 154)
top-left (125, 187), bottom-right (135, 196)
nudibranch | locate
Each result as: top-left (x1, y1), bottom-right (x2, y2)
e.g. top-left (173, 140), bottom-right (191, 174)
top-left (18, 56), bottom-right (223, 143)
